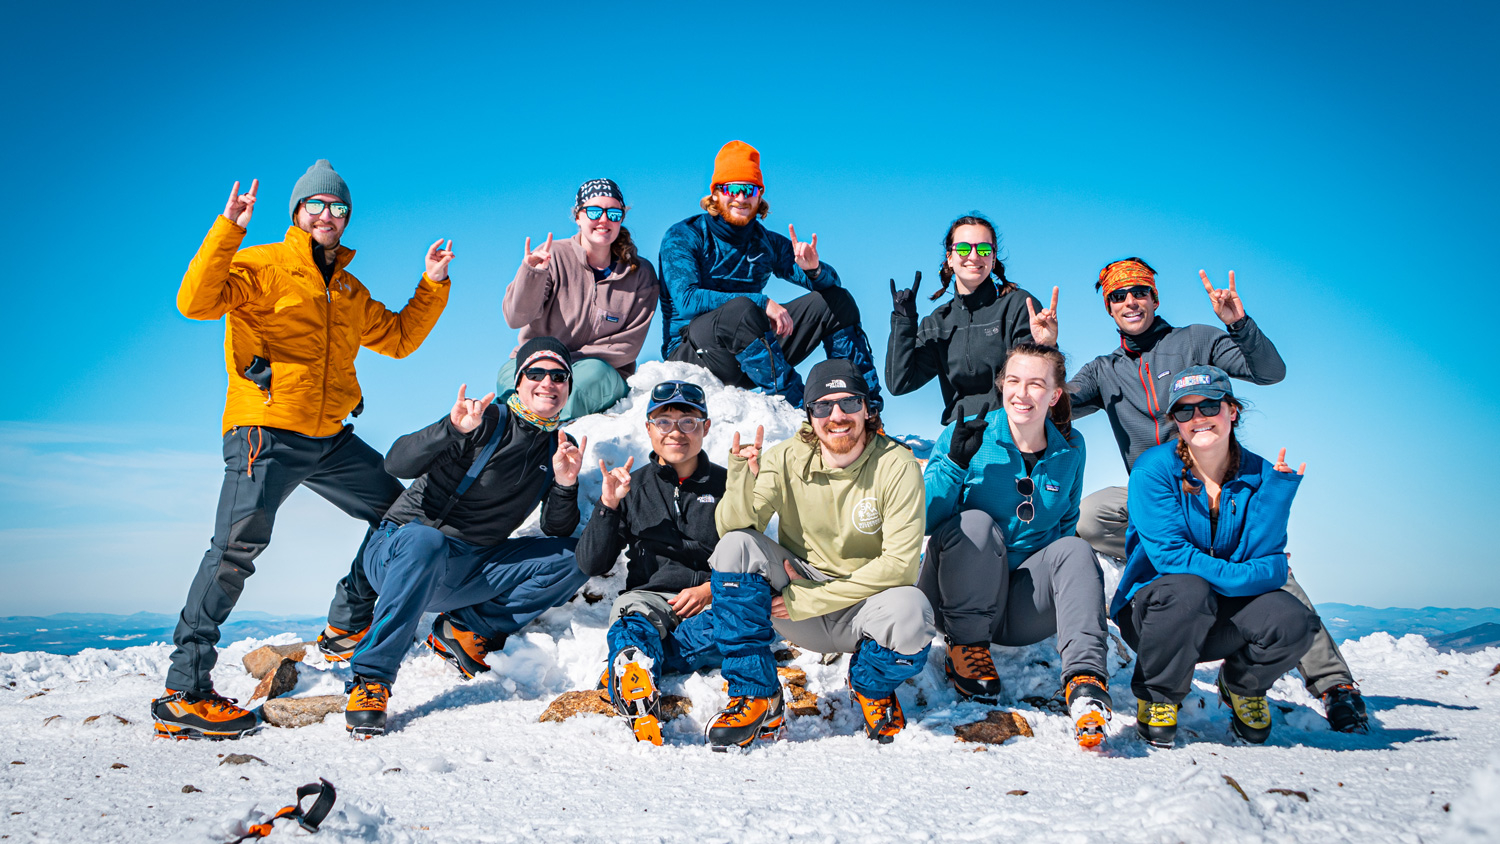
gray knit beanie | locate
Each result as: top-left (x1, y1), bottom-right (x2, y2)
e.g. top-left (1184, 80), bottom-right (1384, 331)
top-left (289, 159), bottom-right (352, 221)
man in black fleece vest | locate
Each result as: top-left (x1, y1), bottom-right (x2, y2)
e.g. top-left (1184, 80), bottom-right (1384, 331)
top-left (1068, 259), bottom-right (1367, 733)
top-left (574, 380), bottom-right (726, 744)
top-left (343, 337), bottom-right (589, 738)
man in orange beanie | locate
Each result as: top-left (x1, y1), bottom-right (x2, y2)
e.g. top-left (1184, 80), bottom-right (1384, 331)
top-left (657, 140), bottom-right (882, 409)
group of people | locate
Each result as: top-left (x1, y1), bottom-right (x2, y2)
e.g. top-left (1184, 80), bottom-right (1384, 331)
top-left (150, 143), bottom-right (1366, 754)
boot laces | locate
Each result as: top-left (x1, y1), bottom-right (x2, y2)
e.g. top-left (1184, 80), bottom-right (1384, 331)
top-left (952, 644), bottom-right (998, 679)
top-left (1239, 695), bottom-right (1269, 723)
top-left (1145, 701), bottom-right (1176, 724)
top-left (356, 680), bottom-right (388, 705)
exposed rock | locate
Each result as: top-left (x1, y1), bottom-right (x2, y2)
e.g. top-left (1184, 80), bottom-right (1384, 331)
top-left (10, 761), bottom-right (22, 765)
top-left (23, 692), bottom-right (45, 700)
top-left (382, 768), bottom-right (402, 775)
top-left (773, 647), bottom-right (802, 662)
top-left (82, 713), bottom-right (132, 727)
top-left (261, 695), bottom-right (344, 728)
top-left (218, 754), bottom-right (266, 766)
top-left (776, 666), bottom-right (808, 687)
top-left (110, 763), bottom-right (128, 769)
top-left (786, 685), bottom-right (822, 718)
top-left (820, 652), bottom-right (842, 666)
top-left (538, 689), bottom-right (691, 723)
top-left (1007, 790), bottom-right (1028, 796)
top-left (954, 710), bottom-right (1034, 744)
top-left (1222, 775), bottom-right (1249, 801)
top-left (242, 644), bottom-right (309, 679)
top-left (580, 589), bottom-right (606, 605)
top-left (181, 785), bottom-right (201, 794)
top-left (249, 659), bottom-right (300, 702)
top-left (1267, 788), bottom-right (1308, 802)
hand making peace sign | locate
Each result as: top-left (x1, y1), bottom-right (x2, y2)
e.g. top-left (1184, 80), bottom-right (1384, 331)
top-left (1026, 286), bottom-right (1061, 347)
top-left (730, 425), bottom-right (766, 475)
top-left (1200, 270), bottom-right (1246, 326)
top-left (449, 384), bottom-right (496, 433)
top-left (788, 225), bottom-right (820, 273)
top-left (524, 233), bottom-right (554, 270)
top-left (553, 429), bottom-right (587, 487)
top-left (223, 179), bottom-right (258, 228)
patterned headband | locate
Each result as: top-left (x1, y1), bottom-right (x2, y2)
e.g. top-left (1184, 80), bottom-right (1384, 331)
top-left (1100, 260), bottom-right (1158, 297)
top-left (575, 178), bottom-right (624, 207)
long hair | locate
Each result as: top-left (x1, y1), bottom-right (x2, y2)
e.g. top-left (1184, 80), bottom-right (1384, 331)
top-left (1175, 398), bottom-right (1244, 495)
top-left (997, 342), bottom-right (1071, 437)
top-left (572, 202), bottom-right (641, 271)
top-left (700, 193), bottom-right (771, 219)
top-left (931, 212), bottom-right (1016, 300)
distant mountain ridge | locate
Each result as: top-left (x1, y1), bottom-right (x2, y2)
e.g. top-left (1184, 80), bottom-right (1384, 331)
top-left (0, 612), bottom-right (324, 655)
top-left (1314, 604), bottom-right (1500, 643)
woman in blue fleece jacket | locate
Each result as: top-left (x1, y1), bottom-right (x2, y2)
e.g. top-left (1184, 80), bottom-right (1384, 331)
top-left (921, 343), bottom-right (1113, 748)
top-left (1113, 365), bottom-right (1317, 748)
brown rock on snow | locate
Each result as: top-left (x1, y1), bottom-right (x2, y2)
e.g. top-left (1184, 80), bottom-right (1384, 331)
top-left (249, 659), bottom-right (300, 702)
top-left (242, 644), bottom-right (309, 679)
top-left (953, 710), bottom-right (1034, 744)
top-left (218, 754), bottom-right (266, 766)
top-left (82, 713), bottom-right (132, 727)
top-left (538, 690), bottom-right (691, 723)
top-left (261, 695), bottom-right (345, 728)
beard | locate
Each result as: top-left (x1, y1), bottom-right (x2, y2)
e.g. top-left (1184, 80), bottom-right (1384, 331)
top-left (718, 200), bottom-right (757, 226)
top-left (818, 422), bottom-right (864, 455)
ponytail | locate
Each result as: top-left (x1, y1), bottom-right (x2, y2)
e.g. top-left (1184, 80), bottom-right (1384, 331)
top-left (611, 226), bottom-right (640, 270)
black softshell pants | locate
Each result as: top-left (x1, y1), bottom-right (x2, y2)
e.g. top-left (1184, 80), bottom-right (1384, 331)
top-left (165, 424), bottom-right (403, 693)
top-left (667, 289), bottom-right (881, 407)
top-left (1117, 573), bottom-right (1317, 704)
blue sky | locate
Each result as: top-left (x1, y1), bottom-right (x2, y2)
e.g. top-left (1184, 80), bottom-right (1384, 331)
top-left (1, 2), bottom-right (1495, 615)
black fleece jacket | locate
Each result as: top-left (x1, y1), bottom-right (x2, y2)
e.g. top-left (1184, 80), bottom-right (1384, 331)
top-left (381, 405), bottom-right (579, 546)
top-left (886, 280), bottom-right (1043, 425)
top-left (574, 454), bottom-right (726, 592)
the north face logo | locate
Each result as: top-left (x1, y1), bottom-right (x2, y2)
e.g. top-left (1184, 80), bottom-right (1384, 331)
top-left (852, 497), bottom-right (882, 534)
top-left (826, 379), bottom-right (847, 389)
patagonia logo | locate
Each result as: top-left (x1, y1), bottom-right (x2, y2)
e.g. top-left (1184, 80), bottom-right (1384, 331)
top-left (826, 379), bottom-right (847, 389)
top-left (697, 494), bottom-right (716, 504)
top-left (852, 497), bottom-right (882, 534)
top-left (1158, 370), bottom-right (1171, 379)
top-left (1045, 482), bottom-right (1060, 492)
top-left (984, 326), bottom-right (1000, 336)
top-left (601, 311), bottom-right (621, 323)
top-left (1172, 374), bottom-right (1211, 391)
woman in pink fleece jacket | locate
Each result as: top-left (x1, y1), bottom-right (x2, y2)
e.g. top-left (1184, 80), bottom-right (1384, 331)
top-left (500, 178), bottom-right (660, 421)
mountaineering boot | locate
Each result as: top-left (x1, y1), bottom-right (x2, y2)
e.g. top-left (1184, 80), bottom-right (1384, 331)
top-left (706, 689), bottom-right (785, 751)
top-left (1321, 684), bottom-right (1369, 733)
top-left (851, 686), bottom-right (906, 744)
top-left (1217, 674), bottom-right (1273, 744)
top-left (316, 624), bottom-right (368, 662)
top-left (734, 331), bottom-right (806, 408)
top-left (610, 647), bottom-right (663, 746)
top-left (1064, 674), bottom-right (1113, 749)
top-left (944, 641), bottom-right (1001, 703)
top-left (1135, 699), bottom-right (1179, 748)
top-left (345, 676), bottom-right (390, 739)
top-left (426, 613), bottom-right (498, 680)
top-left (151, 689), bottom-right (260, 740)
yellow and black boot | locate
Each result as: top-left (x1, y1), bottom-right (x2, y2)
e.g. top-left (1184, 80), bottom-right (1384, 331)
top-left (1135, 699), bottom-right (1179, 748)
top-left (1218, 674), bottom-right (1273, 744)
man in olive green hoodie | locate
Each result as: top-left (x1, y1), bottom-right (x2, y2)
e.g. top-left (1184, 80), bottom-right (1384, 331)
top-left (705, 360), bottom-right (935, 749)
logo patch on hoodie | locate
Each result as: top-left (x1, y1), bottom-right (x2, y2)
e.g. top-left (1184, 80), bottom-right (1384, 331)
top-left (852, 497), bottom-right (882, 534)
top-left (1045, 482), bottom-right (1060, 492)
top-left (697, 494), bottom-right (716, 504)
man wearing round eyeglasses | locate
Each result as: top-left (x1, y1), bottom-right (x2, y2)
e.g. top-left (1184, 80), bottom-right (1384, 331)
top-left (705, 360), bottom-right (933, 749)
top-left (342, 337), bottom-right (590, 738)
top-left (658, 140), bottom-right (883, 410)
top-left (1067, 258), bottom-right (1367, 733)
top-left (154, 160), bottom-right (453, 740)
top-left (574, 380), bottom-right (726, 744)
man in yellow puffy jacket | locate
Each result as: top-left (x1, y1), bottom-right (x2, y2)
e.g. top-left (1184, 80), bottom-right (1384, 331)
top-left (152, 160), bottom-right (452, 740)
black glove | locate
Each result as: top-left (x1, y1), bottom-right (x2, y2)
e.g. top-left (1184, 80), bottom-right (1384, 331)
top-left (890, 270), bottom-right (922, 320)
top-left (948, 402), bottom-right (991, 470)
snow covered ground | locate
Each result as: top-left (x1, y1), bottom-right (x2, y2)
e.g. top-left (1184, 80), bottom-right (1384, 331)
top-left (3, 364), bottom-right (1497, 843)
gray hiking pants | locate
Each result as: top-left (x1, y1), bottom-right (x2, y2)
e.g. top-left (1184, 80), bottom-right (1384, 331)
top-left (165, 425), bottom-right (403, 693)
top-left (1077, 484), bottom-right (1356, 695)
top-left (709, 529), bottom-right (935, 656)
top-left (921, 510), bottom-right (1108, 681)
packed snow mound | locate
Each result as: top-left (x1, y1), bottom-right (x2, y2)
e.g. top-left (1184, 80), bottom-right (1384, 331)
top-left (3, 369), bottom-right (1499, 842)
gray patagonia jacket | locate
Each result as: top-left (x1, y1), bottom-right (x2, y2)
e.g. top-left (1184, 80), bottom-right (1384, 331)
top-left (1068, 315), bottom-right (1286, 471)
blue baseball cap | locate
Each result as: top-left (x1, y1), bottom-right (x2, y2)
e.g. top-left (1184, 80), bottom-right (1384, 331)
top-left (646, 380), bottom-right (709, 415)
top-left (1167, 365), bottom-right (1234, 409)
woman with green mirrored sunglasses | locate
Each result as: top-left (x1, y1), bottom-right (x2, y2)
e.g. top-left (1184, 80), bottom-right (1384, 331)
top-left (886, 212), bottom-right (1060, 426)
top-left (500, 178), bottom-right (661, 423)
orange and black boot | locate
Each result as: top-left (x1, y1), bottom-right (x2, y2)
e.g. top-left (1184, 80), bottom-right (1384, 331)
top-left (345, 676), bottom-right (390, 739)
top-left (945, 640), bottom-right (1001, 703)
top-left (705, 689), bottom-right (785, 751)
top-left (425, 613), bottom-right (496, 680)
top-left (851, 686), bottom-right (906, 744)
top-left (151, 689), bottom-right (260, 740)
top-left (609, 647), bottom-right (663, 746)
top-left (1064, 673), bottom-right (1113, 749)
top-left (316, 624), bottom-right (369, 663)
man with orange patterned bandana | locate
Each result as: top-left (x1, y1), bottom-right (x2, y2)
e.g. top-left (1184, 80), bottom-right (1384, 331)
top-left (1067, 257), bottom-right (1367, 734)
